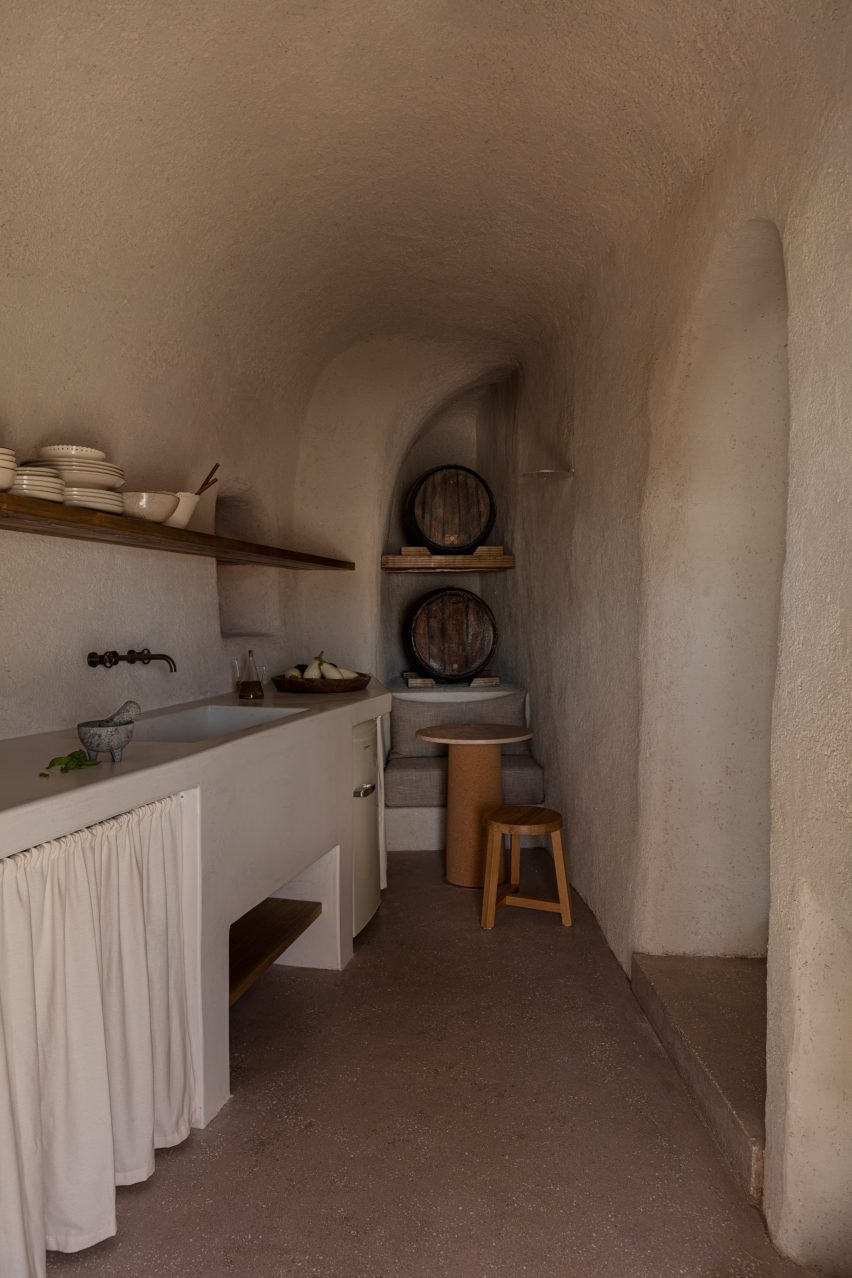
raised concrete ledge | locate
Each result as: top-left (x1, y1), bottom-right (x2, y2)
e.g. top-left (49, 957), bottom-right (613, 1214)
top-left (631, 953), bottom-right (767, 1203)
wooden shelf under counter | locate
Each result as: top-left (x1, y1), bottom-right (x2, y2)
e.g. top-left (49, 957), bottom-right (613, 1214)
top-left (229, 897), bottom-right (323, 1006)
top-left (381, 544), bottom-right (515, 572)
top-left (0, 492), bottom-right (354, 571)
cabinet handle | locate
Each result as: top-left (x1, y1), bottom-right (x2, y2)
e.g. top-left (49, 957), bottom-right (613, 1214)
top-left (353, 783), bottom-right (376, 798)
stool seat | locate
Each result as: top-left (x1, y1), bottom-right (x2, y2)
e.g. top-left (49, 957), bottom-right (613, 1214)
top-left (485, 805), bottom-right (562, 835)
top-left (481, 805), bottom-right (573, 929)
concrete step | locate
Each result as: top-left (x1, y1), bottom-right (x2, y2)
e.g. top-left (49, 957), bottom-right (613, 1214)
top-left (631, 953), bottom-right (767, 1203)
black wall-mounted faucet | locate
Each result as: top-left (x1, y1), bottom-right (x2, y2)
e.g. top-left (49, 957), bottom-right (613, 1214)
top-left (87, 648), bottom-right (177, 673)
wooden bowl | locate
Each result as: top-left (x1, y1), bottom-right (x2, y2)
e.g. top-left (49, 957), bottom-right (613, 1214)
top-left (272, 672), bottom-right (371, 694)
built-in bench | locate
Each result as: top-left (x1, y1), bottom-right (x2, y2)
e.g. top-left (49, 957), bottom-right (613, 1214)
top-left (383, 689), bottom-right (545, 851)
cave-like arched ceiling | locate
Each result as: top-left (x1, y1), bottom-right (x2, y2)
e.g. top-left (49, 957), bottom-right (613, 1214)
top-left (4, 0), bottom-right (798, 385)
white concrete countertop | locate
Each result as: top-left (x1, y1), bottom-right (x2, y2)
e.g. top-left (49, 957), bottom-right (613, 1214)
top-left (0, 682), bottom-right (391, 858)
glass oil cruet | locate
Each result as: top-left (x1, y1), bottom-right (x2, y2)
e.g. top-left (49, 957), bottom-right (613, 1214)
top-left (234, 649), bottom-right (266, 700)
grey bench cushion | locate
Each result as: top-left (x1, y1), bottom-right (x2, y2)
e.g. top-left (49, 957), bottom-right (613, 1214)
top-left (384, 752), bottom-right (545, 809)
top-left (390, 691), bottom-right (529, 757)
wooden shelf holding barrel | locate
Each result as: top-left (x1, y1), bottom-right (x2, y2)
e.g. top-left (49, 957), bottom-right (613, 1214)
top-left (381, 465), bottom-right (515, 573)
top-left (381, 545), bottom-right (514, 571)
top-left (384, 465), bottom-right (513, 687)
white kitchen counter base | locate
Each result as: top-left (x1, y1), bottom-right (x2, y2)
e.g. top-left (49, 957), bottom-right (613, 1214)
top-left (0, 682), bottom-right (392, 1126)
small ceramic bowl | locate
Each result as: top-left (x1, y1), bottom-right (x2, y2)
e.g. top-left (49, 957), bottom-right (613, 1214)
top-left (49, 465), bottom-right (124, 490)
top-left (0, 468), bottom-right (15, 491)
top-left (39, 444), bottom-right (107, 461)
top-left (77, 719), bottom-right (135, 762)
top-left (164, 491), bottom-right (200, 529)
top-left (122, 491), bottom-right (180, 523)
top-left (76, 702), bottom-right (140, 763)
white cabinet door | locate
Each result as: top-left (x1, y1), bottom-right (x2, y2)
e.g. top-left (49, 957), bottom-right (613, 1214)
top-left (352, 720), bottom-right (381, 935)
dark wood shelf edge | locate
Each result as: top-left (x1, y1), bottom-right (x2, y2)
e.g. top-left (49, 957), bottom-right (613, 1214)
top-left (0, 493), bottom-right (354, 570)
top-left (229, 897), bottom-right (323, 1006)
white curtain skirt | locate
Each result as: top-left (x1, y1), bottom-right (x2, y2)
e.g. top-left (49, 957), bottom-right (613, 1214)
top-left (0, 793), bottom-right (194, 1277)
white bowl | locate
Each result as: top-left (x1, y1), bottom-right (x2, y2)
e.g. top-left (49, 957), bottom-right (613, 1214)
top-left (163, 491), bottom-right (200, 529)
top-left (52, 472), bottom-right (123, 485)
top-left (65, 492), bottom-right (123, 504)
top-left (0, 470), bottom-right (14, 491)
top-left (64, 485), bottom-right (122, 498)
top-left (49, 457), bottom-right (121, 468)
top-left (11, 487), bottom-right (64, 503)
top-left (122, 491), bottom-right (179, 523)
top-left (12, 476), bottom-right (64, 489)
top-left (65, 491), bottom-right (122, 501)
top-left (47, 467), bottom-right (123, 490)
top-left (39, 444), bottom-right (107, 461)
top-left (46, 459), bottom-right (122, 471)
top-left (65, 493), bottom-right (125, 513)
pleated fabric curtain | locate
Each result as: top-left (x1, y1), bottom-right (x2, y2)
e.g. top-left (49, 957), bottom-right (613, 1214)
top-left (0, 794), bottom-right (194, 1278)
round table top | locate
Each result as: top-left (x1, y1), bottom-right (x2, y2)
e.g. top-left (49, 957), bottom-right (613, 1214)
top-left (416, 722), bottom-right (533, 747)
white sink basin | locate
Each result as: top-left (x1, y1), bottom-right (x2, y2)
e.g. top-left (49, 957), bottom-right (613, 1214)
top-left (133, 704), bottom-right (306, 743)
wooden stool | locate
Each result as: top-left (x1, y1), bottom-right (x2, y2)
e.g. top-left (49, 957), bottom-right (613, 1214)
top-left (481, 806), bottom-right (573, 929)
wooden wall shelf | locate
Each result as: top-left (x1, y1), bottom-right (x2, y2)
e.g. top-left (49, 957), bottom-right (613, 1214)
top-left (229, 897), bottom-right (323, 1005)
top-left (381, 545), bottom-right (514, 573)
top-left (0, 493), bottom-right (354, 570)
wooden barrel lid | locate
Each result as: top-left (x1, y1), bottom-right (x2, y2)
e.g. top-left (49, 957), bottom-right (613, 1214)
top-left (403, 588), bottom-right (497, 682)
top-left (404, 465), bottom-right (496, 554)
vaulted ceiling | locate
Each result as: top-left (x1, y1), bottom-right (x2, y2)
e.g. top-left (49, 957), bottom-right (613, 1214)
top-left (4, 0), bottom-right (796, 395)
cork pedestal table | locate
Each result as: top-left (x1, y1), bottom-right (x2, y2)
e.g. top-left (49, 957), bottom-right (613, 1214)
top-left (416, 723), bottom-right (533, 887)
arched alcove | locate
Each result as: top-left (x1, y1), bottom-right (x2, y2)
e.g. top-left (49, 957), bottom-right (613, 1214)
top-left (379, 373), bottom-right (519, 683)
top-left (636, 219), bottom-right (790, 956)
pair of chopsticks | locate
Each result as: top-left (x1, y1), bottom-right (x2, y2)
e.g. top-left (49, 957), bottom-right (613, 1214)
top-left (195, 462), bottom-right (220, 496)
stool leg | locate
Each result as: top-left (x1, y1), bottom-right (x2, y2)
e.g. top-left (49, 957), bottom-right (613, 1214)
top-left (550, 828), bottom-right (573, 926)
top-left (510, 834), bottom-right (521, 892)
top-left (481, 828), bottom-right (502, 929)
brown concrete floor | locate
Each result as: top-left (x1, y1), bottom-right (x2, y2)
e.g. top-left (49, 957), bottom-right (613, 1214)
top-left (48, 850), bottom-right (809, 1277)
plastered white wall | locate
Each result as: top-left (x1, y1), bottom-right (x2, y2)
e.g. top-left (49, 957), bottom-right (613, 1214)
top-left (479, 20), bottom-right (852, 1269)
top-left (0, 0), bottom-right (784, 736)
top-left (1, 2), bottom-right (851, 1269)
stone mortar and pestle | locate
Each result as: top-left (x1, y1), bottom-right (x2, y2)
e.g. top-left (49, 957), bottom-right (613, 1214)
top-left (77, 700), bottom-right (142, 763)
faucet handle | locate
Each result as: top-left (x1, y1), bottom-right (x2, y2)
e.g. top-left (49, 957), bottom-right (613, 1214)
top-left (88, 650), bottom-right (120, 669)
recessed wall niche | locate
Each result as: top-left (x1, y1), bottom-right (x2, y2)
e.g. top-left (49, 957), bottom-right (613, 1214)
top-left (380, 382), bottom-right (506, 682)
top-left (638, 219), bottom-right (790, 956)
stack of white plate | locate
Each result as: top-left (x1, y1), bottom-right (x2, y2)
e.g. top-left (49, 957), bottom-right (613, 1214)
top-left (11, 465), bottom-right (65, 503)
top-left (29, 445), bottom-right (125, 492)
top-left (64, 487), bottom-right (125, 514)
top-left (0, 447), bottom-right (16, 492)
